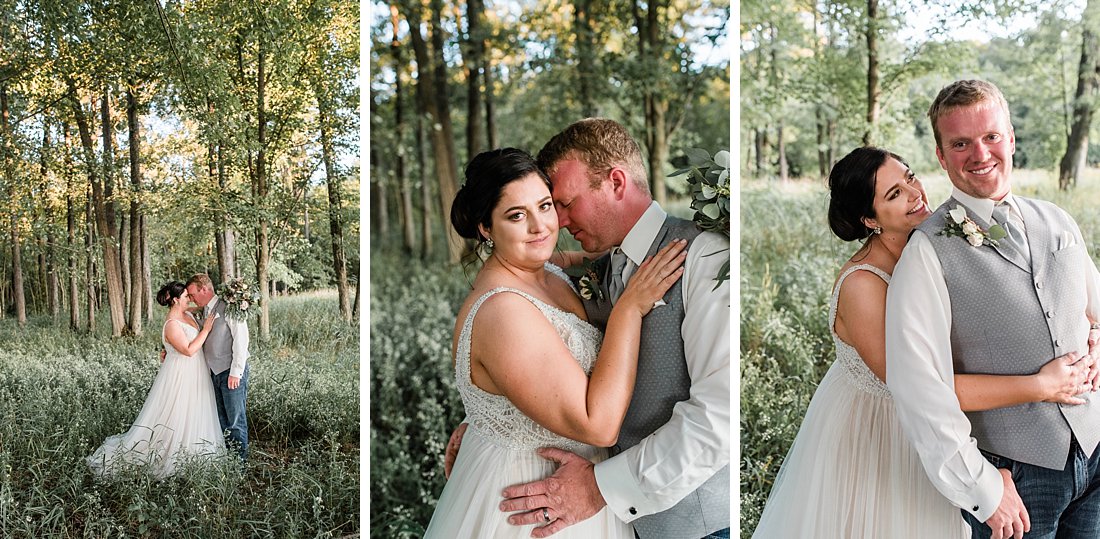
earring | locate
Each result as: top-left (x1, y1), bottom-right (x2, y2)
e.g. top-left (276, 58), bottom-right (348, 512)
top-left (477, 237), bottom-right (494, 260)
top-left (873, 226), bottom-right (882, 235)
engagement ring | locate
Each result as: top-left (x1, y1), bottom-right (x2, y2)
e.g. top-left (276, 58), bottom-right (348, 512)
top-left (542, 507), bottom-right (550, 523)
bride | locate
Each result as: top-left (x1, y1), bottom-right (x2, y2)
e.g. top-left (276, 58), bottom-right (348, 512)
top-left (751, 146), bottom-right (1094, 538)
top-left (87, 281), bottom-right (225, 478)
top-left (423, 148), bottom-right (686, 538)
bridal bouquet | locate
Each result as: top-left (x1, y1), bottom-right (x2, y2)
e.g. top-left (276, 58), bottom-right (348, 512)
top-left (670, 148), bottom-right (731, 289)
top-left (218, 278), bottom-right (262, 321)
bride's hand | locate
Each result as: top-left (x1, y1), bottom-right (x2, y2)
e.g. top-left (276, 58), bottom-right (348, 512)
top-left (616, 239), bottom-right (687, 317)
top-left (202, 313), bottom-right (218, 332)
top-left (1036, 352), bottom-right (1089, 405)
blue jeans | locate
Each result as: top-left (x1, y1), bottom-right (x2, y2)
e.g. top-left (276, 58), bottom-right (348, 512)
top-left (212, 365), bottom-right (249, 460)
top-left (962, 439), bottom-right (1100, 539)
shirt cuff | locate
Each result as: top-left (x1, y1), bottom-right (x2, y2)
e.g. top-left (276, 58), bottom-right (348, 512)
top-left (593, 452), bottom-right (646, 523)
top-left (963, 461), bottom-right (1005, 522)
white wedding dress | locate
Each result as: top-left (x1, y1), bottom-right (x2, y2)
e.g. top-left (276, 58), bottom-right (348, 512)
top-left (88, 318), bottom-right (225, 478)
top-left (424, 267), bottom-right (632, 538)
top-left (752, 265), bottom-right (969, 538)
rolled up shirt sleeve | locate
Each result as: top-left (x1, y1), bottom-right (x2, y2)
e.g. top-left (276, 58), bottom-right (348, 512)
top-left (227, 316), bottom-right (250, 378)
top-left (593, 232), bottom-right (731, 521)
top-left (885, 231), bottom-right (1003, 521)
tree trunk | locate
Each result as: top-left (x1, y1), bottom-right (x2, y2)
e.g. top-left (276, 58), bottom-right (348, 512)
top-left (777, 123), bottom-right (789, 182)
top-left (465, 0), bottom-right (485, 158)
top-left (484, 62), bottom-right (498, 149)
top-left (317, 83), bottom-right (351, 323)
top-left (63, 122), bottom-right (79, 330)
top-left (392, 5), bottom-right (416, 255)
top-left (127, 85), bottom-right (144, 335)
top-left (40, 124), bottom-right (59, 319)
top-left (255, 44), bottom-right (271, 340)
top-left (816, 108), bottom-right (829, 179)
top-left (863, 0), bottom-right (880, 146)
top-left (576, 0), bottom-right (598, 117)
top-left (85, 184), bottom-right (96, 333)
top-left (1, 86), bottom-right (26, 327)
top-left (142, 213), bottom-right (152, 320)
top-left (405, 0), bottom-right (463, 262)
top-left (119, 211), bottom-right (130, 317)
top-left (635, 0), bottom-right (670, 205)
top-left (416, 109), bottom-right (432, 260)
top-left (69, 80), bottom-right (124, 335)
top-left (1060, 0), bottom-right (1100, 190)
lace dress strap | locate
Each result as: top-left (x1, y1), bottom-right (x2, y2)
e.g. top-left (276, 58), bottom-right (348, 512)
top-left (543, 262), bottom-right (579, 293)
top-left (454, 286), bottom-right (598, 451)
top-left (828, 264), bottom-right (891, 330)
top-left (457, 287), bottom-right (562, 386)
top-left (828, 264), bottom-right (892, 398)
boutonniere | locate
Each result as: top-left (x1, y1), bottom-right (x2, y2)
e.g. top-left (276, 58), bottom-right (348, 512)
top-left (938, 204), bottom-right (1007, 247)
top-left (576, 258), bottom-right (604, 301)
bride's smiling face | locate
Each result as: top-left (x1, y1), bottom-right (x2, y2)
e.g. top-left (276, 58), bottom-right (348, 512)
top-left (479, 173), bottom-right (559, 266)
top-left (863, 157), bottom-right (932, 237)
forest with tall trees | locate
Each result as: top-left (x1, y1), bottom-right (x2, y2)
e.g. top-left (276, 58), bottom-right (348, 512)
top-left (0, 1), bottom-right (360, 536)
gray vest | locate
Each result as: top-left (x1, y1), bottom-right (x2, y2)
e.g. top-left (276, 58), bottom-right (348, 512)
top-left (202, 298), bottom-right (236, 375)
top-left (916, 197), bottom-right (1100, 470)
top-left (580, 216), bottom-right (729, 538)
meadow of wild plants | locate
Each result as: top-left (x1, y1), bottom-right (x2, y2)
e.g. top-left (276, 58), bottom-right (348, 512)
top-left (0, 291), bottom-right (359, 537)
top-left (368, 250), bottom-right (468, 539)
top-left (739, 169), bottom-right (1100, 537)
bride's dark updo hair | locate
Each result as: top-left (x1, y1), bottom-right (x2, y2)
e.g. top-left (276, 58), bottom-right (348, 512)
top-left (450, 147), bottom-right (551, 242)
top-left (156, 281), bottom-right (186, 307)
top-left (827, 146), bottom-right (908, 241)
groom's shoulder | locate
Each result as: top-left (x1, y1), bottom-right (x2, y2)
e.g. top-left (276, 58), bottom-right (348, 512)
top-left (915, 200), bottom-right (953, 234)
top-left (1019, 195), bottom-right (1071, 217)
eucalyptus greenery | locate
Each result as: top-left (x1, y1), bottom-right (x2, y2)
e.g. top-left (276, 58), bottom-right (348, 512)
top-left (670, 148), bottom-right (731, 288)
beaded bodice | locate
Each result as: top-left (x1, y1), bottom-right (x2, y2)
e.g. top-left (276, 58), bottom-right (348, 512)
top-left (828, 264), bottom-right (892, 398)
top-left (455, 264), bottom-right (604, 451)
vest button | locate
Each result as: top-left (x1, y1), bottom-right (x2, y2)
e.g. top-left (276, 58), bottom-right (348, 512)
top-left (1055, 339), bottom-right (1062, 347)
top-left (1046, 310), bottom-right (1054, 319)
top-left (1035, 280), bottom-right (1043, 289)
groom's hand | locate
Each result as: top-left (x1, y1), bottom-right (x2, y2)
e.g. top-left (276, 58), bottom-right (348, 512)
top-left (986, 467), bottom-right (1029, 539)
top-left (500, 447), bottom-right (606, 538)
top-left (444, 423), bottom-right (468, 479)
top-left (227, 376), bottom-right (241, 389)
top-left (1087, 327), bottom-right (1100, 390)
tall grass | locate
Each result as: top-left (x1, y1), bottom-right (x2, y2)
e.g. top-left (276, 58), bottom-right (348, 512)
top-left (368, 251), bottom-right (469, 538)
top-left (0, 291), bottom-right (359, 537)
top-left (739, 169), bottom-right (1100, 537)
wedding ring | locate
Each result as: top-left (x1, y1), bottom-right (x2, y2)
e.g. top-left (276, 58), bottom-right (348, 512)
top-left (542, 507), bottom-right (550, 522)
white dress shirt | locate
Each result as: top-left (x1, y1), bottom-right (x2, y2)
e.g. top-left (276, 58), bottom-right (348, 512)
top-left (206, 296), bottom-right (251, 378)
top-left (592, 201), bottom-right (732, 520)
top-left (885, 187), bottom-right (1100, 522)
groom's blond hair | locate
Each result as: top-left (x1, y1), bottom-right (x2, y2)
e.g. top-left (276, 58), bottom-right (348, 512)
top-left (537, 118), bottom-right (649, 195)
top-left (187, 273), bottom-right (214, 291)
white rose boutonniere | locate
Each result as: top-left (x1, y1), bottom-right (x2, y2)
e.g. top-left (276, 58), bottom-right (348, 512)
top-left (938, 204), bottom-right (1007, 248)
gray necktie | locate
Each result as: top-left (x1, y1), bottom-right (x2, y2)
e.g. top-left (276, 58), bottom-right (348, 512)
top-left (608, 249), bottom-right (628, 303)
top-left (992, 202), bottom-right (1030, 264)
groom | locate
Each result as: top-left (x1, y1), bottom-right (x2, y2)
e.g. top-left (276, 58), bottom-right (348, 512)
top-left (447, 118), bottom-right (730, 538)
top-left (886, 79), bottom-right (1100, 539)
top-left (187, 273), bottom-right (251, 461)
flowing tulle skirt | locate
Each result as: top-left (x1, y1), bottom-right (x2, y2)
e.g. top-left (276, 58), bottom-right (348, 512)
top-left (87, 348), bottom-right (224, 478)
top-left (424, 426), bottom-right (633, 538)
top-left (752, 361), bottom-right (970, 538)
